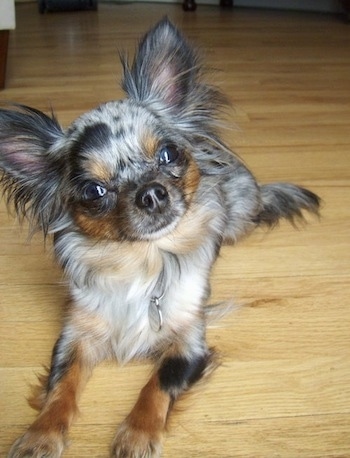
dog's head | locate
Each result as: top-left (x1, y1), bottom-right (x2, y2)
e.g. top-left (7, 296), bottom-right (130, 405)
top-left (65, 98), bottom-right (203, 241)
top-left (0, 19), bottom-right (227, 243)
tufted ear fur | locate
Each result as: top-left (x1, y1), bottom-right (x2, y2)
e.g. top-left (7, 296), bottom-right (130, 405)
top-left (0, 105), bottom-right (66, 234)
top-left (122, 19), bottom-right (197, 109)
top-left (121, 18), bottom-right (227, 132)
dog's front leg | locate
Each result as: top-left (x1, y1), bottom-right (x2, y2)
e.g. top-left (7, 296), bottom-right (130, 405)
top-left (111, 346), bottom-right (217, 458)
top-left (8, 330), bottom-right (95, 458)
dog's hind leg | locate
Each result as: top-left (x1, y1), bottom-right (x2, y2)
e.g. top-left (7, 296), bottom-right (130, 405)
top-left (111, 346), bottom-right (217, 458)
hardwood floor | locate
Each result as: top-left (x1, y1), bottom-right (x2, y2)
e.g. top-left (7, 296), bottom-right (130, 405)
top-left (1, 3), bottom-right (349, 457)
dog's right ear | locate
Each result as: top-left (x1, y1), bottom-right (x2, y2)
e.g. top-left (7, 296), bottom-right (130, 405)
top-left (121, 18), bottom-right (199, 115)
top-left (121, 18), bottom-right (227, 136)
top-left (0, 105), bottom-right (65, 233)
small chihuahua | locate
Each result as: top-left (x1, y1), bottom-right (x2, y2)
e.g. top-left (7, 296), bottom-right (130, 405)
top-left (1, 19), bottom-right (320, 458)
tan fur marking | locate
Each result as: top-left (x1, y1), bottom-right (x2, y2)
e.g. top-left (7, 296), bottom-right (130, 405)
top-left (76, 237), bottom-right (163, 282)
top-left (67, 308), bottom-right (112, 363)
top-left (28, 370), bottom-right (50, 412)
top-left (183, 158), bottom-right (201, 202)
top-left (31, 355), bottom-right (89, 435)
top-left (74, 211), bottom-right (119, 240)
top-left (127, 374), bottom-right (171, 434)
top-left (111, 374), bottom-right (170, 456)
top-left (86, 160), bottom-right (113, 182)
top-left (157, 202), bottom-right (213, 254)
top-left (142, 133), bottom-right (159, 159)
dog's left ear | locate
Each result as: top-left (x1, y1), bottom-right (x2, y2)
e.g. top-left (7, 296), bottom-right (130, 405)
top-left (122, 18), bottom-right (208, 116)
top-left (0, 105), bottom-right (65, 233)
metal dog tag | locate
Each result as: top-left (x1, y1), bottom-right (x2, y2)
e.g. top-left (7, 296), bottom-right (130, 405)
top-left (149, 296), bottom-right (163, 332)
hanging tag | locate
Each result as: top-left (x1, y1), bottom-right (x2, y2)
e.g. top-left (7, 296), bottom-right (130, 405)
top-left (149, 296), bottom-right (163, 332)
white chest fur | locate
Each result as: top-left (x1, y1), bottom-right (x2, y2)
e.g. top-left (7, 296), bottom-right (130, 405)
top-left (56, 231), bottom-right (217, 364)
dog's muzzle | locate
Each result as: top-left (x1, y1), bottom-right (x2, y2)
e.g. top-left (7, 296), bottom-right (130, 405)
top-left (135, 183), bottom-right (169, 214)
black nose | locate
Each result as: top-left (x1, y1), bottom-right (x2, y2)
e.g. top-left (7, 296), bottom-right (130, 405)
top-left (136, 183), bottom-right (169, 213)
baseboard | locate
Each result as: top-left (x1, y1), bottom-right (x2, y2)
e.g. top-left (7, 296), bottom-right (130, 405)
top-left (100, 0), bottom-right (341, 12)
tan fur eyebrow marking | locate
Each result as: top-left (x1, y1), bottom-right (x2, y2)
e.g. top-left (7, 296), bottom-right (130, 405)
top-left (85, 160), bottom-right (114, 183)
top-left (142, 134), bottom-right (159, 159)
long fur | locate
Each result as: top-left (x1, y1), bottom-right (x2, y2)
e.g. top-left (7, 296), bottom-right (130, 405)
top-left (0, 18), bottom-right (320, 458)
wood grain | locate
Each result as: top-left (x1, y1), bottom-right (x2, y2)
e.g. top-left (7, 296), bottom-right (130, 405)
top-left (0, 3), bottom-right (349, 457)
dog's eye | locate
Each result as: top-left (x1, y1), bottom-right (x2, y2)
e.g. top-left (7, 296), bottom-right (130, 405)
top-left (159, 145), bottom-right (179, 165)
top-left (83, 183), bottom-right (107, 201)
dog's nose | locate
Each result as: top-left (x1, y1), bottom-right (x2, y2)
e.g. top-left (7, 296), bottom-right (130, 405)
top-left (136, 183), bottom-right (169, 213)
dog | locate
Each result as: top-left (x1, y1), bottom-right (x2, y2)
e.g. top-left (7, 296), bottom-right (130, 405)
top-left (0, 18), bottom-right (320, 458)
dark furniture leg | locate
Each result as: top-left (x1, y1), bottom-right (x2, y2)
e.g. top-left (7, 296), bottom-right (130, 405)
top-left (341, 0), bottom-right (350, 21)
top-left (183, 0), bottom-right (197, 11)
top-left (0, 30), bottom-right (9, 90)
top-left (220, 0), bottom-right (233, 7)
top-left (183, 0), bottom-right (233, 11)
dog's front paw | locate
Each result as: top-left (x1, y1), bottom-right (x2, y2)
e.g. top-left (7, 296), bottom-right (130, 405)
top-left (8, 430), bottom-right (65, 458)
top-left (111, 421), bottom-right (162, 458)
